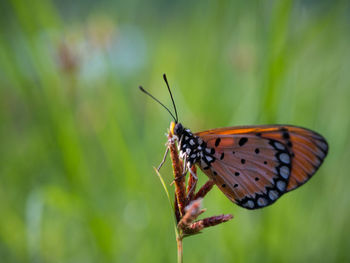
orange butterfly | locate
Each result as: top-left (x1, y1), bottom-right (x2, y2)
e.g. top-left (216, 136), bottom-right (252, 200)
top-left (140, 75), bottom-right (328, 209)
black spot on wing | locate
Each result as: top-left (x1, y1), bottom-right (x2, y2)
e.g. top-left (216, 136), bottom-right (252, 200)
top-left (283, 132), bottom-right (290, 139)
top-left (220, 152), bottom-right (225, 160)
top-left (239, 137), bottom-right (248, 146)
top-left (215, 138), bottom-right (221, 147)
top-left (280, 128), bottom-right (290, 139)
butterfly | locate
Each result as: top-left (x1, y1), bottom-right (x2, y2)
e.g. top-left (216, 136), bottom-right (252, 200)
top-left (140, 74), bottom-right (328, 210)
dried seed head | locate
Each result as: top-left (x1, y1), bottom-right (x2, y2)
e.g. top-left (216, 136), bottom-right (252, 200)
top-left (189, 214), bottom-right (234, 232)
top-left (178, 199), bottom-right (204, 230)
top-left (194, 180), bottom-right (215, 200)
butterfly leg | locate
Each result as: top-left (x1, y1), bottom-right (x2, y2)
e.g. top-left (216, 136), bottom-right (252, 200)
top-left (170, 173), bottom-right (187, 186)
top-left (171, 156), bottom-right (188, 185)
top-left (157, 147), bottom-right (169, 171)
top-left (186, 165), bottom-right (198, 199)
top-left (170, 153), bottom-right (188, 186)
top-left (188, 163), bottom-right (198, 180)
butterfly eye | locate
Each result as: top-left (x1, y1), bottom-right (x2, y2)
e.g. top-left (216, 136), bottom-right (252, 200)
top-left (174, 123), bottom-right (184, 136)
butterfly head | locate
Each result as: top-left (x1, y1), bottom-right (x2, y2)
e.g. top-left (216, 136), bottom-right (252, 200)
top-left (170, 121), bottom-right (184, 137)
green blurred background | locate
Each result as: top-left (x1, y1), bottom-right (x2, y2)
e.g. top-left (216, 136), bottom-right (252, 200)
top-left (0, 0), bottom-right (349, 262)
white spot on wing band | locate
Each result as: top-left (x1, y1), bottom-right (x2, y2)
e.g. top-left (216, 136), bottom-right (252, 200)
top-left (268, 190), bottom-right (279, 200)
top-left (279, 153), bottom-right (290, 164)
top-left (277, 180), bottom-right (286, 192)
top-left (316, 140), bottom-right (328, 151)
top-left (279, 165), bottom-right (290, 179)
top-left (274, 142), bottom-right (285, 150)
top-left (317, 149), bottom-right (325, 159)
top-left (244, 200), bottom-right (254, 209)
top-left (206, 156), bottom-right (213, 162)
top-left (257, 197), bottom-right (267, 207)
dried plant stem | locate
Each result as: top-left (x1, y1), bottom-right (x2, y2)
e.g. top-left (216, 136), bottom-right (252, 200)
top-left (176, 235), bottom-right (183, 263)
top-left (194, 179), bottom-right (215, 200)
top-left (168, 133), bottom-right (186, 217)
top-left (164, 128), bottom-right (233, 262)
top-left (168, 132), bottom-right (186, 262)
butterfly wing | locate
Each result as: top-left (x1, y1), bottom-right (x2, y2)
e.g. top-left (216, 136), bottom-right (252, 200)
top-left (194, 125), bottom-right (328, 209)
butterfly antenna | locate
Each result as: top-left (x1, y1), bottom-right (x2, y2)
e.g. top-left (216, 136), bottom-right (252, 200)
top-left (163, 74), bottom-right (178, 123)
top-left (139, 86), bottom-right (177, 122)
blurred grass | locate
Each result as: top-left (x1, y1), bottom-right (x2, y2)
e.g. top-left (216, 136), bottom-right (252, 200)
top-left (0, 0), bottom-right (350, 262)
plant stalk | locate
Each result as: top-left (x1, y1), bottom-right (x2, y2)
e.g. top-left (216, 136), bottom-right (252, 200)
top-left (176, 234), bottom-right (183, 263)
